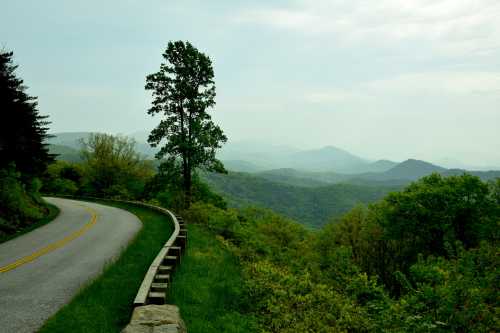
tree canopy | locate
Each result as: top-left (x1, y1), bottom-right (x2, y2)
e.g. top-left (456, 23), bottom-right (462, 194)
top-left (146, 41), bottom-right (227, 206)
top-left (0, 50), bottom-right (53, 179)
top-left (79, 133), bottom-right (154, 198)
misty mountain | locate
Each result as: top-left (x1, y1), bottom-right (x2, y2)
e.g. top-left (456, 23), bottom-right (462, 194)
top-left (357, 159), bottom-right (447, 181)
top-left (254, 159), bottom-right (499, 188)
top-left (47, 132), bottom-right (499, 184)
top-left (360, 159), bottom-right (399, 173)
top-left (218, 140), bottom-right (300, 170)
top-left (222, 160), bottom-right (266, 173)
top-left (287, 146), bottom-right (367, 172)
top-left (48, 133), bottom-right (397, 173)
top-left (218, 141), bottom-right (400, 173)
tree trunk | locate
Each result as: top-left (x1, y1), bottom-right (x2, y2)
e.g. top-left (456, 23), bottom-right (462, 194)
top-left (179, 101), bottom-right (191, 208)
top-left (182, 157), bottom-right (191, 208)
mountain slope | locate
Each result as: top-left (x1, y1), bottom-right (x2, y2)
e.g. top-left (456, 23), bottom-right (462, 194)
top-left (383, 159), bottom-right (446, 179)
top-left (202, 171), bottom-right (399, 228)
top-left (287, 146), bottom-right (367, 172)
top-left (222, 160), bottom-right (267, 173)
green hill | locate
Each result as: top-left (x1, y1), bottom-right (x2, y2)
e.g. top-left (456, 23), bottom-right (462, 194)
top-left (202, 171), bottom-right (399, 228)
top-left (48, 144), bottom-right (82, 162)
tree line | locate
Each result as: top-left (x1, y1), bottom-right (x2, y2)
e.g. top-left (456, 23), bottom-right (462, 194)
top-left (0, 50), bottom-right (54, 238)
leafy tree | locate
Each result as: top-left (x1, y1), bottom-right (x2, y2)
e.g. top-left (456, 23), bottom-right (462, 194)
top-left (42, 161), bottom-right (84, 195)
top-left (143, 162), bottom-right (226, 211)
top-left (79, 133), bottom-right (154, 198)
top-left (320, 173), bottom-right (499, 292)
top-left (146, 41), bottom-right (227, 207)
top-left (378, 173), bottom-right (495, 260)
top-left (0, 50), bottom-right (53, 179)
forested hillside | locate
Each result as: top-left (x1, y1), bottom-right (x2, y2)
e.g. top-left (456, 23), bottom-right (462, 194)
top-left (202, 171), bottom-right (399, 227)
top-left (183, 173), bottom-right (500, 332)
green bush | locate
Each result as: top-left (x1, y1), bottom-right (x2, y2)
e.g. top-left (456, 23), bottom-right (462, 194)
top-left (0, 166), bottom-right (47, 236)
top-left (381, 242), bottom-right (499, 332)
top-left (42, 161), bottom-right (83, 195)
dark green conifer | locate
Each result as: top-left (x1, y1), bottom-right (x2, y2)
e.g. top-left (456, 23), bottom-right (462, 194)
top-left (0, 50), bottom-right (53, 180)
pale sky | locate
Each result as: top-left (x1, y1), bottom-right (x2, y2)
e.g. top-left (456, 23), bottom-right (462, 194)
top-left (2, 0), bottom-right (500, 168)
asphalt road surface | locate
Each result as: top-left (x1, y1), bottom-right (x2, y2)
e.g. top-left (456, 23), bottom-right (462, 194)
top-left (0, 197), bottom-right (142, 333)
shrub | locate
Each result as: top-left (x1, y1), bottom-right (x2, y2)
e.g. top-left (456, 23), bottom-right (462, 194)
top-left (0, 166), bottom-right (46, 236)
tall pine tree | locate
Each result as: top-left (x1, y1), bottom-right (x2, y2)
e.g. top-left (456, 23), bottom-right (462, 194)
top-left (0, 50), bottom-right (53, 180)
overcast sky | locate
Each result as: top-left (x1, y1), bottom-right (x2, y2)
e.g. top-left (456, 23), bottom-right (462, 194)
top-left (2, 0), bottom-right (499, 167)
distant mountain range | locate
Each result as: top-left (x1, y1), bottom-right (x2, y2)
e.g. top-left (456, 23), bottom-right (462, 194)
top-left (47, 132), bottom-right (500, 185)
top-left (218, 142), bottom-right (398, 173)
top-left (258, 159), bottom-right (499, 187)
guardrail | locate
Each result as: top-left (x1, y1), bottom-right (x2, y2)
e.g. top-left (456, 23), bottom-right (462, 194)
top-left (50, 195), bottom-right (187, 306)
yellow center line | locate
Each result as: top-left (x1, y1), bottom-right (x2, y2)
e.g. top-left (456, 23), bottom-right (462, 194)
top-left (0, 204), bottom-right (98, 274)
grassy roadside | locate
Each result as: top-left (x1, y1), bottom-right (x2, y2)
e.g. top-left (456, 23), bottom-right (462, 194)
top-left (168, 224), bottom-right (257, 333)
top-left (0, 203), bottom-right (60, 245)
top-left (39, 201), bottom-right (173, 333)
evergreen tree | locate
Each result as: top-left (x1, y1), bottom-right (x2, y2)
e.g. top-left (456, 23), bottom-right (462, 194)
top-left (146, 41), bottom-right (227, 207)
top-left (0, 50), bottom-right (53, 180)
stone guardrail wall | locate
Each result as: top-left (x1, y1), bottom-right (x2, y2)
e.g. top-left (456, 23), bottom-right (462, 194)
top-left (53, 196), bottom-right (188, 332)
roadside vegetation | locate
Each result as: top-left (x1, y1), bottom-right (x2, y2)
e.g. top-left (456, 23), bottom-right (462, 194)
top-left (168, 224), bottom-right (257, 332)
top-left (180, 174), bottom-right (499, 332)
top-left (39, 201), bottom-right (173, 333)
top-left (0, 202), bottom-right (59, 244)
top-left (0, 50), bottom-right (55, 240)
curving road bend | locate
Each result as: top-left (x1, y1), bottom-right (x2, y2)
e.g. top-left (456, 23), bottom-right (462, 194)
top-left (0, 197), bottom-right (142, 333)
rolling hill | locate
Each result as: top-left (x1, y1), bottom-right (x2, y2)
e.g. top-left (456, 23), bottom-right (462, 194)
top-left (246, 159), bottom-right (500, 189)
top-left (202, 171), bottom-right (400, 228)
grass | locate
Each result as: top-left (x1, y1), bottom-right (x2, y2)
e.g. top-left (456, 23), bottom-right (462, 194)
top-left (0, 202), bottom-right (60, 244)
top-left (168, 224), bottom-right (257, 333)
top-left (39, 201), bottom-right (173, 333)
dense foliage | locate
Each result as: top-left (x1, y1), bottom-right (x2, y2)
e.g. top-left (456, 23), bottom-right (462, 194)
top-left (43, 133), bottom-right (226, 213)
top-left (0, 50), bottom-right (54, 237)
top-left (43, 134), bottom-right (155, 200)
top-left (183, 173), bottom-right (499, 332)
top-left (79, 133), bottom-right (154, 198)
top-left (203, 170), bottom-right (398, 227)
top-left (169, 225), bottom-right (258, 332)
top-left (146, 40), bottom-right (227, 206)
top-left (0, 166), bottom-right (49, 238)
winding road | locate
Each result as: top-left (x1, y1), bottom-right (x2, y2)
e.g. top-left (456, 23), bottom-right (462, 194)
top-left (0, 197), bottom-right (142, 333)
